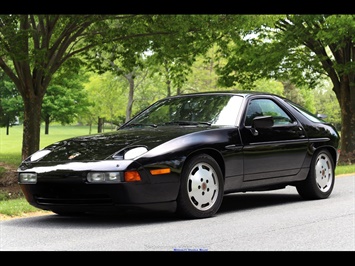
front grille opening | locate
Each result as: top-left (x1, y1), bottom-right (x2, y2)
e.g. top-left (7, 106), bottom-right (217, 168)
top-left (35, 194), bottom-right (113, 205)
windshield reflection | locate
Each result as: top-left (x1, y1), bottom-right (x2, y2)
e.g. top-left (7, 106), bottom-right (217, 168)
top-left (124, 95), bottom-right (243, 128)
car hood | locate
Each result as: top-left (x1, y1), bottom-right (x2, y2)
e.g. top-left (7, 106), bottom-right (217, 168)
top-left (25, 126), bottom-right (217, 163)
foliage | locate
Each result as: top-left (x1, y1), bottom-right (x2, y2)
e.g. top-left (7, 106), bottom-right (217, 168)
top-left (0, 72), bottom-right (23, 127)
top-left (83, 72), bottom-right (127, 127)
top-left (42, 64), bottom-right (91, 132)
top-left (214, 14), bottom-right (355, 163)
top-left (253, 79), bottom-right (284, 95)
top-left (182, 45), bottom-right (222, 93)
top-left (313, 79), bottom-right (341, 131)
top-left (0, 15), bottom-right (160, 159)
top-left (0, 15), bottom-right (236, 158)
top-left (0, 14), bottom-right (354, 164)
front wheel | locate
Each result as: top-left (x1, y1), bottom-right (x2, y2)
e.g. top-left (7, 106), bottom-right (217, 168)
top-left (176, 154), bottom-right (224, 219)
top-left (296, 149), bottom-right (335, 200)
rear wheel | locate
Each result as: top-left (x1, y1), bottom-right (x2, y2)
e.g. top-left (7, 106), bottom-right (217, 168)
top-left (296, 149), bottom-right (335, 200)
top-left (176, 154), bottom-right (224, 219)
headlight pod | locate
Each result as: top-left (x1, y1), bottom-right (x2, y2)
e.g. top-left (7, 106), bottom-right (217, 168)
top-left (87, 172), bottom-right (123, 183)
top-left (124, 147), bottom-right (148, 160)
top-left (19, 173), bottom-right (37, 184)
top-left (29, 149), bottom-right (51, 162)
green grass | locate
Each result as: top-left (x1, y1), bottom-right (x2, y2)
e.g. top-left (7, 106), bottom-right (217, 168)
top-left (335, 164), bottom-right (355, 175)
top-left (0, 124), bottom-right (101, 167)
top-left (0, 167), bottom-right (5, 176)
top-left (0, 198), bottom-right (44, 217)
top-left (0, 124), bottom-right (354, 218)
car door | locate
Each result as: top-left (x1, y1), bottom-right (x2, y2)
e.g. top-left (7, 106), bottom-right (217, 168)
top-left (240, 97), bottom-right (309, 181)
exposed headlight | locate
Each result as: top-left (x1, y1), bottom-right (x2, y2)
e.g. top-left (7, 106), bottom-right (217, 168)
top-left (29, 149), bottom-right (51, 162)
top-left (19, 173), bottom-right (37, 184)
top-left (87, 172), bottom-right (123, 183)
top-left (124, 147), bottom-right (148, 160)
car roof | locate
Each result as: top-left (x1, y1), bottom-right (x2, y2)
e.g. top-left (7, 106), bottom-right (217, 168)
top-left (166, 90), bottom-right (279, 99)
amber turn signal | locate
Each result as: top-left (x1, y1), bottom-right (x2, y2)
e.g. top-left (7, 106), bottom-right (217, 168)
top-left (124, 171), bottom-right (142, 182)
top-left (150, 168), bottom-right (171, 175)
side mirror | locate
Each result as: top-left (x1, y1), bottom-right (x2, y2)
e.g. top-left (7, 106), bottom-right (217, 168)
top-left (253, 116), bottom-right (274, 129)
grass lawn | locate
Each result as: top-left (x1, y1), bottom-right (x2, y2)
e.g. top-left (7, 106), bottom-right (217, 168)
top-left (0, 124), bottom-right (115, 167)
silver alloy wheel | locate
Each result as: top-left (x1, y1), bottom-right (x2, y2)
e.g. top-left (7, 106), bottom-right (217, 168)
top-left (315, 152), bottom-right (333, 192)
top-left (187, 162), bottom-right (219, 211)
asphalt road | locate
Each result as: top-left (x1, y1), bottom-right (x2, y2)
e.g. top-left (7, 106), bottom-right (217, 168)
top-left (0, 174), bottom-right (354, 252)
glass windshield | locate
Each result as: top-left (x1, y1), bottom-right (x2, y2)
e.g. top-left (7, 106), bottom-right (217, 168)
top-left (123, 95), bottom-right (243, 127)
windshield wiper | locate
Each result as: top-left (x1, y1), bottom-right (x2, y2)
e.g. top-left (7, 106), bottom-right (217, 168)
top-left (123, 123), bottom-right (157, 128)
top-left (164, 121), bottom-right (211, 126)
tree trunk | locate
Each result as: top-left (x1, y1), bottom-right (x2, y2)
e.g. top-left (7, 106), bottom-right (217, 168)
top-left (97, 117), bottom-right (104, 133)
top-left (44, 115), bottom-right (50, 135)
top-left (22, 97), bottom-right (43, 160)
top-left (164, 64), bottom-right (172, 97)
top-left (125, 76), bottom-right (134, 123)
top-left (167, 79), bottom-right (172, 96)
top-left (336, 80), bottom-right (355, 165)
top-left (6, 115), bottom-right (9, 135)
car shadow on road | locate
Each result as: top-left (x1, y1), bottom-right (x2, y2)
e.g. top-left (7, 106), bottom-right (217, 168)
top-left (6, 189), bottom-right (303, 227)
top-left (217, 191), bottom-right (302, 214)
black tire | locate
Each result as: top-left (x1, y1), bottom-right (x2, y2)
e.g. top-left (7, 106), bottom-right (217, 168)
top-left (176, 153), bottom-right (224, 219)
top-left (296, 149), bottom-right (335, 200)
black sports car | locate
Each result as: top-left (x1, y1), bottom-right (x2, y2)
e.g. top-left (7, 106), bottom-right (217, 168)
top-left (18, 91), bottom-right (340, 219)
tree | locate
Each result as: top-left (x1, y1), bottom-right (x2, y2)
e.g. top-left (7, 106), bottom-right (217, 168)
top-left (42, 65), bottom-right (90, 134)
top-left (0, 14), bottom-right (277, 160)
top-left (0, 14), bottom-right (239, 159)
top-left (0, 71), bottom-right (23, 133)
top-left (0, 15), bottom-right (124, 159)
top-left (183, 45), bottom-right (221, 93)
top-left (83, 15), bottom-right (237, 120)
top-left (313, 80), bottom-right (341, 131)
top-left (88, 53), bottom-right (151, 124)
top-left (215, 14), bottom-right (355, 164)
top-left (0, 14), bottom-right (176, 159)
top-left (84, 72), bottom-right (127, 129)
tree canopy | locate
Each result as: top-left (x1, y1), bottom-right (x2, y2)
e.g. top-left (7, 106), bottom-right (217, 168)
top-left (0, 14), bottom-right (220, 159)
top-left (214, 14), bottom-right (355, 163)
top-left (0, 14), bottom-right (354, 164)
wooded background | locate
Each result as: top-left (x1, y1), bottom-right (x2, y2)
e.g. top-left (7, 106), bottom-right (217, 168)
top-left (0, 15), bottom-right (353, 164)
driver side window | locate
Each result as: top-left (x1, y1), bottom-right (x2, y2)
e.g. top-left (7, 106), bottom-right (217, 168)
top-left (245, 99), bottom-right (293, 126)
top-left (245, 100), bottom-right (263, 126)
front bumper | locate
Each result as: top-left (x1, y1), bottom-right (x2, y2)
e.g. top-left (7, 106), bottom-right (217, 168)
top-left (20, 181), bottom-right (179, 214)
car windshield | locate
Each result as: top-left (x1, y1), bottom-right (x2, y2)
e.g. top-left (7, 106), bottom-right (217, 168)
top-left (123, 94), bottom-right (244, 128)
